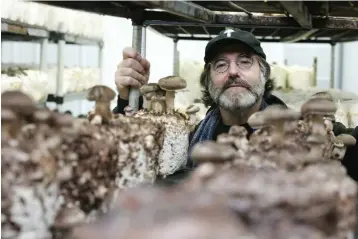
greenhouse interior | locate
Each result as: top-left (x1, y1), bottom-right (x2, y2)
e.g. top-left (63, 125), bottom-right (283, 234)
top-left (1, 1), bottom-right (358, 238)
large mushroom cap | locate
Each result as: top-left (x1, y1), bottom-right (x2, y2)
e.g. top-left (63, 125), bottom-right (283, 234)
top-left (158, 76), bottom-right (187, 91)
top-left (140, 83), bottom-right (159, 94)
top-left (186, 104), bottom-right (200, 114)
top-left (1, 108), bottom-right (16, 122)
top-left (247, 111), bottom-right (266, 128)
top-left (311, 91), bottom-right (334, 101)
top-left (336, 134), bottom-right (356, 146)
top-left (190, 141), bottom-right (236, 163)
top-left (263, 105), bottom-right (301, 122)
top-left (87, 85), bottom-right (116, 102)
top-left (1, 90), bottom-right (36, 116)
top-left (33, 108), bottom-right (52, 123)
top-left (301, 98), bottom-right (337, 116)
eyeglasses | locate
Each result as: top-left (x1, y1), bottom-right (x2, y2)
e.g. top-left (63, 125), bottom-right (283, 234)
top-left (210, 55), bottom-right (254, 73)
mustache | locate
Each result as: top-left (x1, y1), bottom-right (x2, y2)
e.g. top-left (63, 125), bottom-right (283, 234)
top-left (223, 77), bottom-right (252, 91)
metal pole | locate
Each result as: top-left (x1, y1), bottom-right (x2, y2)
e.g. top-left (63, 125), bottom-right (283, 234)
top-left (98, 42), bottom-right (104, 83)
top-left (330, 43), bottom-right (336, 88)
top-left (40, 38), bottom-right (48, 71)
top-left (173, 38), bottom-right (179, 75)
top-left (128, 25), bottom-right (143, 112)
top-left (141, 26), bottom-right (147, 58)
top-left (312, 57), bottom-right (317, 87)
top-left (56, 39), bottom-right (65, 97)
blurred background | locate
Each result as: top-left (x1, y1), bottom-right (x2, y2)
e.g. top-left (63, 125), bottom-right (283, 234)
top-left (1, 0), bottom-right (358, 125)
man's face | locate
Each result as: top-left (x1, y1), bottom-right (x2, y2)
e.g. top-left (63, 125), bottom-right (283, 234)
top-left (208, 44), bottom-right (265, 112)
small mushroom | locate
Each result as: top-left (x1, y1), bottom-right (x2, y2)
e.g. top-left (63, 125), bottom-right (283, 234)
top-left (151, 95), bottom-right (166, 114)
top-left (87, 85), bottom-right (116, 124)
top-left (310, 91), bottom-right (336, 121)
top-left (140, 83), bottom-right (159, 111)
top-left (158, 76), bottom-right (187, 114)
top-left (1, 108), bottom-right (18, 138)
top-left (190, 140), bottom-right (237, 164)
top-left (54, 206), bottom-right (86, 229)
top-left (301, 98), bottom-right (337, 137)
top-left (186, 104), bottom-right (200, 130)
top-left (331, 134), bottom-right (356, 160)
top-left (263, 105), bottom-right (301, 143)
top-left (1, 90), bottom-right (36, 121)
top-left (33, 108), bottom-right (52, 126)
top-left (124, 105), bottom-right (135, 116)
top-left (247, 111), bottom-right (266, 129)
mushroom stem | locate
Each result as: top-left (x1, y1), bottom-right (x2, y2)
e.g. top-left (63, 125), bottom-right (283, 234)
top-left (94, 101), bottom-right (112, 124)
top-left (165, 91), bottom-right (175, 114)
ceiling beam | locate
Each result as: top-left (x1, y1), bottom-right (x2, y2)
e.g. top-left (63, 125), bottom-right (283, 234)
top-left (280, 1), bottom-right (312, 29)
top-left (139, 1), bottom-right (216, 23)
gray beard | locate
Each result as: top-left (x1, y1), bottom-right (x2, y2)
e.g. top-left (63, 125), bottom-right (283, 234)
top-left (208, 72), bottom-right (265, 112)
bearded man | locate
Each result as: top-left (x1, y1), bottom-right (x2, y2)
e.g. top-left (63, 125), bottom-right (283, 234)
top-left (113, 29), bottom-right (358, 184)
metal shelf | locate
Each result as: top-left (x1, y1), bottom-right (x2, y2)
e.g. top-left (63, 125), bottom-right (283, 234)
top-left (1, 18), bottom-right (104, 106)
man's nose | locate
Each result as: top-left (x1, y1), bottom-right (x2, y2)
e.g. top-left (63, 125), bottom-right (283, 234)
top-left (227, 61), bottom-right (240, 76)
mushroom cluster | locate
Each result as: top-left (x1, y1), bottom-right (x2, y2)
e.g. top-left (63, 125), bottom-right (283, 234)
top-left (1, 91), bottom-right (71, 239)
top-left (129, 76), bottom-right (196, 176)
top-left (70, 185), bottom-right (250, 239)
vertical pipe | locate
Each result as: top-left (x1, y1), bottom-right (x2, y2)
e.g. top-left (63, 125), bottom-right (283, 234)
top-left (330, 43), bottom-right (336, 88)
top-left (98, 42), bottom-right (104, 84)
top-left (337, 43), bottom-right (344, 90)
top-left (313, 57), bottom-right (317, 87)
top-left (40, 38), bottom-right (48, 71)
top-left (128, 25), bottom-right (143, 112)
top-left (56, 39), bottom-right (65, 97)
top-left (141, 26), bottom-right (147, 59)
top-left (173, 38), bottom-right (179, 75)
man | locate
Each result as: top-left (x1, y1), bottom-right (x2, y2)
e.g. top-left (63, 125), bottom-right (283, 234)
top-left (114, 29), bottom-right (358, 184)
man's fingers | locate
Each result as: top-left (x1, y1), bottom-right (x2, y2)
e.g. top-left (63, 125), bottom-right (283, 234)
top-left (140, 58), bottom-right (151, 72)
top-left (122, 47), bottom-right (142, 62)
top-left (117, 68), bottom-right (148, 85)
top-left (118, 76), bottom-right (142, 88)
top-left (118, 58), bottom-right (146, 75)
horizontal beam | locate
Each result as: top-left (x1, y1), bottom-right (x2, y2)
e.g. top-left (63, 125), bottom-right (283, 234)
top-left (280, 1), bottom-right (312, 29)
top-left (145, 16), bottom-right (358, 30)
top-left (172, 36), bottom-right (333, 44)
top-left (140, 1), bottom-right (216, 23)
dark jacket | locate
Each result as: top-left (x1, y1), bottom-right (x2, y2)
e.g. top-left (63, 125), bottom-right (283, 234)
top-left (113, 94), bottom-right (358, 185)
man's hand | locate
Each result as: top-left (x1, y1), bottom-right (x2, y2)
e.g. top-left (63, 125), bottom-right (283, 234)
top-left (115, 47), bottom-right (150, 100)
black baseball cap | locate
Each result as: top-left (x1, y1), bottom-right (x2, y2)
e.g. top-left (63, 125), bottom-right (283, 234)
top-left (204, 29), bottom-right (266, 63)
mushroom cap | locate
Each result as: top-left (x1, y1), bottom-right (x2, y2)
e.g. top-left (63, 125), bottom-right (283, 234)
top-left (190, 141), bottom-right (236, 162)
top-left (52, 113), bottom-right (74, 127)
top-left (263, 105), bottom-right (301, 122)
top-left (247, 112), bottom-right (266, 128)
top-left (87, 85), bottom-right (116, 102)
top-left (186, 104), bottom-right (200, 114)
top-left (301, 98), bottom-right (337, 116)
top-left (1, 108), bottom-right (16, 122)
top-left (140, 83), bottom-right (159, 94)
top-left (311, 91), bottom-right (334, 101)
top-left (228, 125), bottom-right (247, 137)
top-left (33, 108), bottom-right (52, 123)
top-left (54, 206), bottom-right (86, 229)
top-left (336, 134), bottom-right (356, 146)
top-left (1, 90), bottom-right (36, 116)
top-left (158, 76), bottom-right (187, 91)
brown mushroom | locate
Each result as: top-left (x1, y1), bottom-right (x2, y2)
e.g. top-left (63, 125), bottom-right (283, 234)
top-left (247, 111), bottom-right (266, 129)
top-left (301, 98), bottom-right (337, 136)
top-left (190, 140), bottom-right (236, 164)
top-left (336, 134), bottom-right (356, 147)
top-left (140, 83), bottom-right (159, 111)
top-left (158, 76), bottom-right (187, 114)
top-left (310, 91), bottom-right (336, 121)
top-left (330, 134), bottom-right (355, 161)
top-left (1, 108), bottom-right (18, 138)
top-left (54, 206), bottom-right (86, 229)
top-left (87, 85), bottom-right (116, 124)
top-left (1, 90), bottom-right (36, 120)
top-left (151, 95), bottom-right (166, 114)
top-left (263, 105), bottom-right (301, 142)
top-left (124, 105), bottom-right (135, 116)
top-left (186, 104), bottom-right (200, 129)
